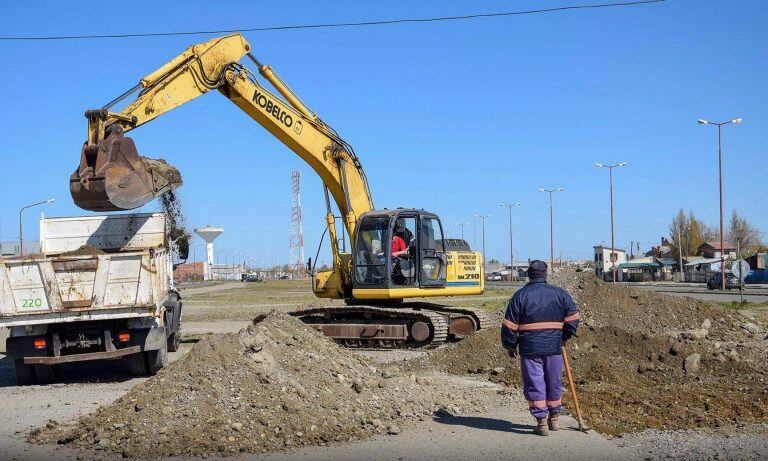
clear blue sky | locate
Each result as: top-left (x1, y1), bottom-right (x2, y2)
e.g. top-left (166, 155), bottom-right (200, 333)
top-left (1, 0), bottom-right (766, 266)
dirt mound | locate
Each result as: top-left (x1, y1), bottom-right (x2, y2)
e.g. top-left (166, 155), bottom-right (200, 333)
top-left (31, 313), bottom-right (482, 458)
top-left (417, 269), bottom-right (768, 435)
top-left (60, 245), bottom-right (106, 256)
top-left (142, 157), bottom-right (182, 188)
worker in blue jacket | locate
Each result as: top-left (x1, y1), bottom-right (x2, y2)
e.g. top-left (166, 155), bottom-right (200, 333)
top-left (501, 260), bottom-right (580, 436)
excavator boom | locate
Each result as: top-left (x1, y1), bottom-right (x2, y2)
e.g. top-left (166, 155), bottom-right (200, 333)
top-left (69, 35), bottom-right (488, 347)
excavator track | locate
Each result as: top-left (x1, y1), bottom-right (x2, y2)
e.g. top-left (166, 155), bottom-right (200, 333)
top-left (289, 303), bottom-right (491, 349)
top-left (407, 303), bottom-right (493, 337)
top-left (290, 305), bottom-right (450, 349)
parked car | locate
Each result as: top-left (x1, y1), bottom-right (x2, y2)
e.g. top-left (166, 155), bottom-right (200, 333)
top-left (707, 272), bottom-right (740, 290)
top-left (242, 273), bottom-right (263, 283)
top-left (485, 272), bottom-right (502, 282)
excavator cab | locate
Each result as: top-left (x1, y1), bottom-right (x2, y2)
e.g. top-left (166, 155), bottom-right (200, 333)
top-left (352, 209), bottom-right (447, 293)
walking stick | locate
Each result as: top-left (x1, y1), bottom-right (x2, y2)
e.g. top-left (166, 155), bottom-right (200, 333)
top-left (562, 345), bottom-right (588, 432)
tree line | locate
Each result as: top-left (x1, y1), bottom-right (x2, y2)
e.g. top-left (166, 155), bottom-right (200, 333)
top-left (668, 209), bottom-right (766, 259)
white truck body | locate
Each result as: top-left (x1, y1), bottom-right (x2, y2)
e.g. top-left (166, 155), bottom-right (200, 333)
top-left (0, 213), bottom-right (172, 327)
top-left (1, 213), bottom-right (181, 384)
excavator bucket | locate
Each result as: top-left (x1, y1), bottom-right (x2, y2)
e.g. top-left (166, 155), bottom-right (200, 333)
top-left (70, 129), bottom-right (182, 211)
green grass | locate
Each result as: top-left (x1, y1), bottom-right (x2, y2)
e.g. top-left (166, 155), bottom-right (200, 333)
top-left (182, 280), bottom-right (518, 322)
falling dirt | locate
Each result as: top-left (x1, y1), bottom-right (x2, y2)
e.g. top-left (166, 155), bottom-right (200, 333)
top-left (415, 269), bottom-right (768, 435)
top-left (30, 313), bottom-right (490, 458)
top-left (160, 190), bottom-right (190, 257)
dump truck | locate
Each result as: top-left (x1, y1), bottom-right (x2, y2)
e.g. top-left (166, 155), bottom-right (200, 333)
top-left (0, 213), bottom-right (182, 385)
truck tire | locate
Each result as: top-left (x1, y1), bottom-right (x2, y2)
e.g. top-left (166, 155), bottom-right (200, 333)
top-left (146, 343), bottom-right (169, 375)
top-left (125, 352), bottom-right (148, 376)
top-left (33, 365), bottom-right (60, 385)
top-left (13, 359), bottom-right (34, 386)
top-left (167, 331), bottom-right (181, 352)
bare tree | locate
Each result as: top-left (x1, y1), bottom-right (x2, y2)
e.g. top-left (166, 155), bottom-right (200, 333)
top-left (727, 210), bottom-right (763, 258)
top-left (668, 209), bottom-right (717, 256)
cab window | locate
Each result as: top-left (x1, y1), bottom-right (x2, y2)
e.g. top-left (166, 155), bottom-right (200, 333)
top-left (354, 217), bottom-right (389, 285)
top-left (420, 218), bottom-right (446, 282)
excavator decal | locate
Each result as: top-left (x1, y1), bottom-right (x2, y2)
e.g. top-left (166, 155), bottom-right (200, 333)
top-left (252, 89), bottom-right (294, 127)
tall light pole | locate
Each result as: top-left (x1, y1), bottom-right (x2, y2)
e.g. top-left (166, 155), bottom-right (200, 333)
top-left (698, 117), bottom-right (742, 290)
top-left (538, 188), bottom-right (564, 271)
top-left (474, 214), bottom-right (491, 266)
top-left (500, 203), bottom-right (521, 282)
top-left (456, 222), bottom-right (470, 241)
top-left (19, 199), bottom-right (55, 256)
top-left (596, 162), bottom-right (627, 282)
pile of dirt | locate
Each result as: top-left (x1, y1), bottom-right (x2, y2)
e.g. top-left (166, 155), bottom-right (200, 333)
top-left (31, 313), bottom-right (486, 458)
top-left (142, 157), bottom-right (182, 188)
top-left (60, 245), bottom-right (106, 256)
top-left (417, 269), bottom-right (768, 435)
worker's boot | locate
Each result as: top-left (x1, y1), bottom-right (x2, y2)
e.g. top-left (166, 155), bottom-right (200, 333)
top-left (533, 418), bottom-right (549, 436)
top-left (548, 413), bottom-right (560, 431)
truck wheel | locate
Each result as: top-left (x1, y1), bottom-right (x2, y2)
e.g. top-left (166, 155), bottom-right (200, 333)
top-left (167, 331), bottom-right (181, 352)
top-left (13, 359), bottom-right (35, 386)
top-left (33, 365), bottom-right (60, 385)
top-left (146, 343), bottom-right (169, 375)
top-left (125, 352), bottom-right (148, 376)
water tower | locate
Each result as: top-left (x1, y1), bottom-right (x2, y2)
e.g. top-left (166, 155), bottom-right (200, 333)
top-left (194, 226), bottom-right (223, 281)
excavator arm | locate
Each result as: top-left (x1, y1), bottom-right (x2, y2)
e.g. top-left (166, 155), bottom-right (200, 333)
top-left (70, 34), bottom-right (375, 298)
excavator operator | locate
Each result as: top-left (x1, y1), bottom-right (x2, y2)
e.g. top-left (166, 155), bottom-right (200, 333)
top-left (391, 220), bottom-right (409, 285)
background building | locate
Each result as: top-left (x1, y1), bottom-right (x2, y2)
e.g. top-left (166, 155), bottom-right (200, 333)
top-left (593, 245), bottom-right (627, 281)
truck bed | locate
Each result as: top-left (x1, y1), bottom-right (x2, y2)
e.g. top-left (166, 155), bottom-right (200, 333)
top-left (0, 213), bottom-right (172, 327)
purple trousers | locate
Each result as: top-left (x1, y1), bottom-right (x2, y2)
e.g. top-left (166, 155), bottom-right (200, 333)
top-left (520, 354), bottom-right (564, 420)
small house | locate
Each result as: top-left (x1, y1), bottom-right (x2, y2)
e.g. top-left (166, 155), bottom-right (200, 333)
top-left (697, 242), bottom-right (737, 259)
top-left (593, 245), bottom-right (627, 281)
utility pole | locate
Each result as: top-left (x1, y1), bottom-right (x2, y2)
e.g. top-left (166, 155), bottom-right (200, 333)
top-left (500, 203), bottom-right (521, 282)
top-left (18, 199), bottom-right (55, 256)
top-left (539, 188), bottom-right (564, 271)
top-left (474, 214), bottom-right (491, 267)
top-left (677, 227), bottom-right (684, 283)
top-left (737, 238), bottom-right (744, 304)
top-left (698, 117), bottom-right (742, 290)
top-left (596, 162), bottom-right (627, 282)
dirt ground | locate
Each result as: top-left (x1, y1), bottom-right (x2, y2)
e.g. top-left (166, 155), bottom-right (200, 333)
top-left (415, 269), bottom-right (768, 437)
top-left (2, 278), bottom-right (767, 460)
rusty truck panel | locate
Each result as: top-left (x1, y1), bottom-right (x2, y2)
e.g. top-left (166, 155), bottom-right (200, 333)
top-left (0, 213), bottom-right (172, 327)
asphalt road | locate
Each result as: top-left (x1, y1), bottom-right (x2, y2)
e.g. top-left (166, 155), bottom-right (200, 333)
top-left (488, 280), bottom-right (768, 303)
top-left (627, 284), bottom-right (768, 303)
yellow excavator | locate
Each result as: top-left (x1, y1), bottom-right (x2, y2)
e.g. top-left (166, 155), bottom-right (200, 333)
top-left (70, 34), bottom-right (489, 347)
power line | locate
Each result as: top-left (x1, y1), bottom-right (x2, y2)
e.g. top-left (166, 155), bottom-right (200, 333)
top-left (0, 0), bottom-right (666, 41)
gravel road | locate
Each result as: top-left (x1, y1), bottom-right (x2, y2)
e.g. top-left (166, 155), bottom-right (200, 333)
top-left (615, 426), bottom-right (768, 460)
top-left (0, 353), bottom-right (637, 461)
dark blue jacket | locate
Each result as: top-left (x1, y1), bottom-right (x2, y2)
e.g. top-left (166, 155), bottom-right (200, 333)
top-left (500, 277), bottom-right (580, 356)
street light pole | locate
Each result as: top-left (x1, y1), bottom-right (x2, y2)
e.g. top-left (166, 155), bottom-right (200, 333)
top-left (539, 188), bottom-right (564, 271)
top-left (474, 214), bottom-right (491, 267)
top-left (596, 162), bottom-right (627, 282)
top-left (18, 199), bottom-right (55, 256)
top-left (698, 117), bottom-right (742, 290)
top-left (500, 203), bottom-right (521, 282)
top-left (456, 222), bottom-right (469, 241)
